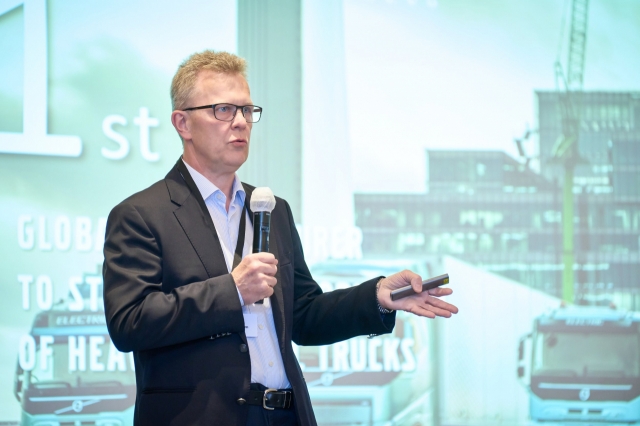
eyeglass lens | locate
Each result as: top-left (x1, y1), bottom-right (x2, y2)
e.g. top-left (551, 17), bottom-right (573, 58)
top-left (214, 104), bottom-right (261, 123)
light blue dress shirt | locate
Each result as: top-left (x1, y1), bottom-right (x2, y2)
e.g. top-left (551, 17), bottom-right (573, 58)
top-left (183, 160), bottom-right (291, 389)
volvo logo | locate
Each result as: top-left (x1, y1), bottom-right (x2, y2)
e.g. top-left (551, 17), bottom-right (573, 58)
top-left (579, 388), bottom-right (591, 401)
top-left (72, 399), bottom-right (84, 412)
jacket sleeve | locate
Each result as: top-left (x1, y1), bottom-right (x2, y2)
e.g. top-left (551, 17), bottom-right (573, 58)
top-left (285, 202), bottom-right (396, 346)
top-left (102, 201), bottom-right (244, 353)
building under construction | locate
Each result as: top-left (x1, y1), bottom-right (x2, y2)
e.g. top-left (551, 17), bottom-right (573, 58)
top-left (355, 91), bottom-right (640, 309)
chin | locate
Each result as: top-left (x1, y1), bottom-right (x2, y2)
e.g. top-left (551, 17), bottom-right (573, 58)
top-left (231, 154), bottom-right (249, 169)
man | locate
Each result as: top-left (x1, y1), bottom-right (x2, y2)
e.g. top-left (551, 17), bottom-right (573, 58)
top-left (103, 50), bottom-right (458, 426)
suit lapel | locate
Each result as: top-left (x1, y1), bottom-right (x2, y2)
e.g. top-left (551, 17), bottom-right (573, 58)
top-left (167, 159), bottom-right (229, 279)
top-left (243, 184), bottom-right (286, 352)
top-left (268, 216), bottom-right (286, 352)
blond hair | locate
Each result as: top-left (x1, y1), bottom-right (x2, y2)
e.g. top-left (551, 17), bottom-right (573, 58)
top-left (170, 50), bottom-right (247, 110)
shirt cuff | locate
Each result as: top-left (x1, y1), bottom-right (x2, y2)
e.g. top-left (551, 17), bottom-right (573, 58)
top-left (376, 277), bottom-right (394, 315)
top-left (236, 286), bottom-right (245, 307)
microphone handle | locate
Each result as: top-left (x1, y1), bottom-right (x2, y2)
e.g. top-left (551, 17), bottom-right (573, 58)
top-left (252, 211), bottom-right (271, 304)
top-left (252, 211), bottom-right (271, 253)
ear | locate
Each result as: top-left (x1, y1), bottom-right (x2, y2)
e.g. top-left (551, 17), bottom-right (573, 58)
top-left (171, 110), bottom-right (192, 141)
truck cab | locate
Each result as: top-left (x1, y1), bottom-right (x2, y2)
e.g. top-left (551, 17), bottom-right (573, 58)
top-left (518, 306), bottom-right (640, 424)
top-left (14, 309), bottom-right (136, 426)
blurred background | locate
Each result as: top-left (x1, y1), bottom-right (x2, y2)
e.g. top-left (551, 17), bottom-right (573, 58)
top-left (1, 0), bottom-right (639, 425)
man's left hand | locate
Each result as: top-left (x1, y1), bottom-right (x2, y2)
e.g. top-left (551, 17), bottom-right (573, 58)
top-left (377, 270), bottom-right (458, 319)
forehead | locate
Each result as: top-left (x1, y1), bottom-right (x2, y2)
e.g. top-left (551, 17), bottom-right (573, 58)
top-left (191, 71), bottom-right (251, 103)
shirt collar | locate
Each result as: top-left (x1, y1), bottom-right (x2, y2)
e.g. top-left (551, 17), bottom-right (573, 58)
top-left (181, 159), bottom-right (246, 207)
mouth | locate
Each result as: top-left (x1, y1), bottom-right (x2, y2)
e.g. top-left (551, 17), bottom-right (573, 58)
top-left (230, 139), bottom-right (247, 145)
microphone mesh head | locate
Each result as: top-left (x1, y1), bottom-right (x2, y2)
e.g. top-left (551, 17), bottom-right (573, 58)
top-left (250, 187), bottom-right (276, 212)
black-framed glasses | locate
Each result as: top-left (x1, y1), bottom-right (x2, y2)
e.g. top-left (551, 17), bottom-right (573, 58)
top-left (182, 103), bottom-right (263, 123)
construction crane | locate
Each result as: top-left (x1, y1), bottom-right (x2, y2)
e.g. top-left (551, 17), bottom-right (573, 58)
top-left (552, 0), bottom-right (589, 303)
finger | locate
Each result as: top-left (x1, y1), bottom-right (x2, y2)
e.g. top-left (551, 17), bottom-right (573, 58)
top-left (251, 252), bottom-right (277, 264)
top-left (423, 303), bottom-right (455, 318)
top-left (251, 262), bottom-right (278, 276)
top-left (263, 275), bottom-right (277, 288)
top-left (425, 302), bottom-right (458, 317)
top-left (405, 303), bottom-right (436, 319)
top-left (421, 294), bottom-right (459, 314)
top-left (428, 287), bottom-right (453, 297)
top-left (394, 294), bottom-right (458, 317)
top-left (254, 289), bottom-right (274, 303)
top-left (403, 298), bottom-right (454, 318)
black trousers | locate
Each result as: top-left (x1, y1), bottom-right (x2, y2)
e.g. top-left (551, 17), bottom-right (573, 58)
top-left (245, 384), bottom-right (298, 426)
top-left (246, 405), bottom-right (298, 426)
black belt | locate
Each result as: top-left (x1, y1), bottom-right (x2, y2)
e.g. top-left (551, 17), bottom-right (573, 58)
top-left (247, 384), bottom-right (294, 410)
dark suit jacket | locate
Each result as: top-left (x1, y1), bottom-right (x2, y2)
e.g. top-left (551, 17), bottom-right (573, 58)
top-left (103, 159), bottom-right (396, 426)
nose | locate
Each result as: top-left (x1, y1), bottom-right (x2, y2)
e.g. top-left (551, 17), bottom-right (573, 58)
top-left (231, 107), bottom-right (249, 128)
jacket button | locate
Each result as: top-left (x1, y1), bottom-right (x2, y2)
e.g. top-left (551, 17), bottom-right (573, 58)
top-left (239, 344), bottom-right (248, 353)
top-left (237, 398), bottom-right (246, 405)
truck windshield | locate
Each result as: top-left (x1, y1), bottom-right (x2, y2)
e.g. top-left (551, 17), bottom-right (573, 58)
top-left (27, 335), bottom-right (135, 389)
top-left (532, 331), bottom-right (640, 378)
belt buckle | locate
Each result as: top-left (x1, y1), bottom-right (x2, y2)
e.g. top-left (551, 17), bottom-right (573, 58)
top-left (263, 388), bottom-right (277, 411)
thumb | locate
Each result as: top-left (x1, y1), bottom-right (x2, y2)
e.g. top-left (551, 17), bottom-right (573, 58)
top-left (410, 275), bottom-right (423, 294)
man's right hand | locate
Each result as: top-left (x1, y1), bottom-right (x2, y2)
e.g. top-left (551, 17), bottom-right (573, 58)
top-left (231, 252), bottom-right (278, 305)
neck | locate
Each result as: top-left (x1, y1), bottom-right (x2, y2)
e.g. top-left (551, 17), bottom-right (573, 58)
top-left (182, 156), bottom-right (236, 210)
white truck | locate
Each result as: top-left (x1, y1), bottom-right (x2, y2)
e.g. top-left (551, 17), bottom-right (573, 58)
top-left (518, 306), bottom-right (640, 424)
top-left (14, 308), bottom-right (136, 426)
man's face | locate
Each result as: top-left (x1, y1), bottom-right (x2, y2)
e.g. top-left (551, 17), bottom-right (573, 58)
top-left (179, 71), bottom-right (253, 176)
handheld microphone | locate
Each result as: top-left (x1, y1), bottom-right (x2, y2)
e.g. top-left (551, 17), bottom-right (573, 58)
top-left (250, 187), bottom-right (276, 304)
